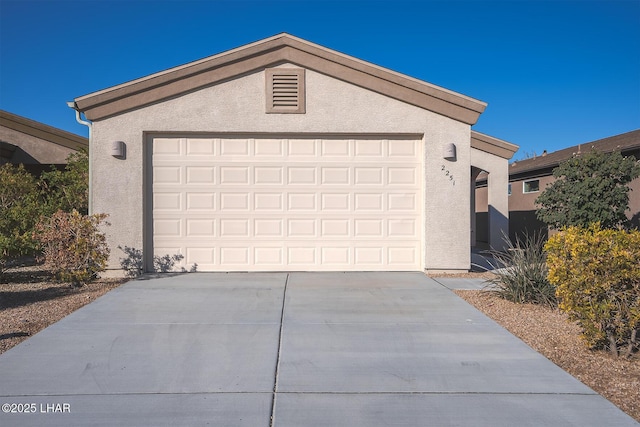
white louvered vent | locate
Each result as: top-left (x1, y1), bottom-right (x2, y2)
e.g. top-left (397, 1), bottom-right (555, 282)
top-left (266, 68), bottom-right (305, 114)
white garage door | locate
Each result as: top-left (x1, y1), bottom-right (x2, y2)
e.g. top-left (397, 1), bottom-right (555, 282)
top-left (151, 136), bottom-right (422, 271)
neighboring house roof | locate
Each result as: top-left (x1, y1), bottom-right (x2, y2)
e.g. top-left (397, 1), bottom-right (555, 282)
top-left (475, 129), bottom-right (640, 185)
top-left (509, 129), bottom-right (640, 177)
top-left (72, 33), bottom-right (487, 125)
top-left (0, 109), bottom-right (88, 152)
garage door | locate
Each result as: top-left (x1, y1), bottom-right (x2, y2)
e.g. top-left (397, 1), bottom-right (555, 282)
top-left (151, 136), bottom-right (422, 271)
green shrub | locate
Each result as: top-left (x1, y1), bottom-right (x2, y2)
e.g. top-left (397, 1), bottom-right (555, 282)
top-left (0, 164), bottom-right (42, 272)
top-left (34, 210), bottom-right (110, 286)
top-left (487, 232), bottom-right (556, 307)
top-left (40, 150), bottom-right (89, 216)
top-left (536, 150), bottom-right (640, 230)
top-left (545, 224), bottom-right (640, 357)
top-left (0, 151), bottom-right (89, 274)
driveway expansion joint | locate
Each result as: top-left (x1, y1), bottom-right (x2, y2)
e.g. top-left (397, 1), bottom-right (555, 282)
top-left (270, 273), bottom-right (289, 427)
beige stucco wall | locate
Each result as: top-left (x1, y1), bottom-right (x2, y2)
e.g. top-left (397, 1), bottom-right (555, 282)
top-left (470, 148), bottom-right (510, 251)
top-left (0, 126), bottom-right (78, 164)
top-left (90, 66), bottom-right (472, 273)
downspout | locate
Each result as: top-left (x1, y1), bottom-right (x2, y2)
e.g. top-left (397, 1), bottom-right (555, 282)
top-left (67, 102), bottom-right (93, 215)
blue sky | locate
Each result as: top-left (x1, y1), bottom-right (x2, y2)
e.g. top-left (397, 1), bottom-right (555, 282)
top-left (1, 0), bottom-right (638, 159)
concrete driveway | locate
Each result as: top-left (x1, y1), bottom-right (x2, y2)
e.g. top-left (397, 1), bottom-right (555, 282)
top-left (0, 272), bottom-right (636, 426)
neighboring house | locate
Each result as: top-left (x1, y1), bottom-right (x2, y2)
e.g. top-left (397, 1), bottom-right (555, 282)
top-left (475, 129), bottom-right (640, 245)
top-left (69, 33), bottom-right (517, 275)
top-left (0, 109), bottom-right (88, 174)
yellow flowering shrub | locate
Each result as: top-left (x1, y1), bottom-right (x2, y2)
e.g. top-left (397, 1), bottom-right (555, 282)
top-left (545, 224), bottom-right (640, 357)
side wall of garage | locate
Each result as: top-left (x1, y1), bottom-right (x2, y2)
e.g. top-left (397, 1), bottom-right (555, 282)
top-left (91, 66), bottom-right (471, 274)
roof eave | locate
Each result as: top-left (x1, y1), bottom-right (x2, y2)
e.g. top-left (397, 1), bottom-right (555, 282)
top-left (0, 110), bottom-right (88, 151)
top-left (471, 131), bottom-right (519, 160)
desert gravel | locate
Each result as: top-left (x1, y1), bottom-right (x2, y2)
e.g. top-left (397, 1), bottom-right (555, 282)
top-left (0, 266), bottom-right (125, 355)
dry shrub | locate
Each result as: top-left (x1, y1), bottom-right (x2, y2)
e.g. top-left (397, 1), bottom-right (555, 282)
top-left (34, 210), bottom-right (110, 287)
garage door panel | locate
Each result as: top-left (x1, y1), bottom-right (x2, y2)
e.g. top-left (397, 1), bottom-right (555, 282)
top-left (154, 219), bottom-right (181, 237)
top-left (154, 138), bottom-right (182, 155)
top-left (388, 219), bottom-right (416, 236)
top-left (287, 247), bottom-right (316, 265)
top-left (220, 247), bottom-right (249, 265)
top-left (220, 219), bottom-right (250, 237)
top-left (321, 247), bottom-right (350, 264)
top-left (388, 167), bottom-right (417, 185)
top-left (186, 219), bottom-right (215, 237)
top-left (287, 219), bottom-right (316, 237)
top-left (154, 166), bottom-right (181, 184)
top-left (321, 193), bottom-right (350, 210)
top-left (186, 193), bottom-right (215, 210)
top-left (220, 138), bottom-right (249, 156)
top-left (153, 247), bottom-right (182, 263)
top-left (354, 219), bottom-right (383, 237)
top-left (355, 139), bottom-right (384, 157)
top-left (321, 219), bottom-right (350, 237)
top-left (388, 193), bottom-right (417, 211)
top-left (288, 193), bottom-right (316, 210)
top-left (254, 247), bottom-right (283, 265)
top-left (288, 167), bottom-right (316, 185)
top-left (186, 247), bottom-right (215, 266)
top-left (354, 193), bottom-right (383, 211)
top-left (388, 246), bottom-right (419, 265)
top-left (355, 167), bottom-right (383, 185)
top-left (321, 139), bottom-right (350, 157)
top-left (321, 167), bottom-right (350, 185)
top-left (220, 193), bottom-right (249, 211)
top-left (186, 138), bottom-right (215, 155)
top-left (186, 166), bottom-right (215, 184)
top-left (220, 166), bottom-right (249, 184)
top-left (254, 138), bottom-right (283, 156)
top-left (254, 167), bottom-right (283, 185)
top-left (154, 193), bottom-right (181, 210)
top-left (388, 139), bottom-right (417, 156)
top-left (354, 247), bottom-right (383, 264)
top-left (254, 193), bottom-right (283, 210)
top-left (152, 136), bottom-right (422, 271)
top-left (288, 139), bottom-right (316, 156)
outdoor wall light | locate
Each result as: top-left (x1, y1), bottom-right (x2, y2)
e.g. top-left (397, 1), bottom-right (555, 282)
top-left (443, 143), bottom-right (456, 160)
top-left (111, 141), bottom-right (126, 159)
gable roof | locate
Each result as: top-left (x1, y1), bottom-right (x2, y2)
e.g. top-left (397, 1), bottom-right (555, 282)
top-left (72, 33), bottom-right (487, 125)
top-left (0, 109), bottom-right (88, 151)
top-left (509, 129), bottom-right (640, 176)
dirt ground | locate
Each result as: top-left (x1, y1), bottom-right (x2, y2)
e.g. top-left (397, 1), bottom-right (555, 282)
top-left (0, 267), bottom-right (638, 422)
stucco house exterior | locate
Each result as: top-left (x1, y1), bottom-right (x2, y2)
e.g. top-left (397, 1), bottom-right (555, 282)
top-left (0, 109), bottom-right (88, 174)
top-left (475, 129), bottom-right (640, 244)
top-left (69, 33), bottom-right (517, 274)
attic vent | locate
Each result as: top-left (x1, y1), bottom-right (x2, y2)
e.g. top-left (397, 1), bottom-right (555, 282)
top-left (266, 68), bottom-right (305, 114)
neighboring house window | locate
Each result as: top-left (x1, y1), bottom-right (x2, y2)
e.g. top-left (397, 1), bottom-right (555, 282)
top-left (508, 183), bottom-right (512, 196)
top-left (523, 179), bottom-right (540, 194)
top-left (266, 68), bottom-right (306, 114)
